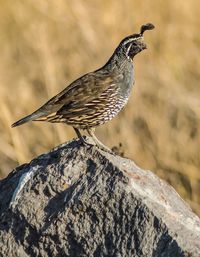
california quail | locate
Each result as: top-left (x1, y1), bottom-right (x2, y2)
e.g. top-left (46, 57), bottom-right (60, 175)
top-left (12, 23), bottom-right (155, 151)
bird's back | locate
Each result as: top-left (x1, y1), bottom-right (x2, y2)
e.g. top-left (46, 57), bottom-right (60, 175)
top-left (35, 59), bottom-right (134, 129)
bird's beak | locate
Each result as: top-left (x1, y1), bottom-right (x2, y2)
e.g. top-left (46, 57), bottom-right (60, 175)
top-left (138, 37), bottom-right (147, 50)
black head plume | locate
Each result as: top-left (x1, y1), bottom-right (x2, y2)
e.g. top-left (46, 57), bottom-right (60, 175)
top-left (140, 23), bottom-right (155, 36)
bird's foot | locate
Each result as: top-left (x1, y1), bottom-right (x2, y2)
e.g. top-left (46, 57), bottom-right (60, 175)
top-left (79, 136), bottom-right (113, 154)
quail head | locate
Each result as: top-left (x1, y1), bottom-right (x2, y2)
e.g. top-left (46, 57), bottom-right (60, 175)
top-left (12, 23), bottom-right (155, 152)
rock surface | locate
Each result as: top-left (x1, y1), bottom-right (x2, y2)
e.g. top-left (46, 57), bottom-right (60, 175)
top-left (0, 138), bottom-right (200, 257)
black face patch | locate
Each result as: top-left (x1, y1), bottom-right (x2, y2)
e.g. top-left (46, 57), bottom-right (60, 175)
top-left (125, 39), bottom-right (146, 59)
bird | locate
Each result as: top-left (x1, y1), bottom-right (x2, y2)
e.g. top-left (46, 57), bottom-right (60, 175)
top-left (12, 23), bottom-right (155, 152)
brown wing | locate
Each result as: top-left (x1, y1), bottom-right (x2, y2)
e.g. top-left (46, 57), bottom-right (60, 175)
top-left (35, 70), bottom-right (123, 123)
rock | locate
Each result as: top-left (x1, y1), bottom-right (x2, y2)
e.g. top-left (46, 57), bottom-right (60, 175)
top-left (0, 138), bottom-right (199, 257)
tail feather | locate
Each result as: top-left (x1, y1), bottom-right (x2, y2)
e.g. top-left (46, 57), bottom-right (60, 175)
top-left (11, 111), bottom-right (45, 128)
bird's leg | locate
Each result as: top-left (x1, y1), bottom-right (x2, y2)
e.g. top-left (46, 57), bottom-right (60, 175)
top-left (87, 128), bottom-right (111, 153)
top-left (73, 127), bottom-right (87, 144)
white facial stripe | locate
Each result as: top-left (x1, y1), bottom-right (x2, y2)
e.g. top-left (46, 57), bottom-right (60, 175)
top-left (123, 36), bottom-right (143, 45)
top-left (126, 43), bottom-right (132, 58)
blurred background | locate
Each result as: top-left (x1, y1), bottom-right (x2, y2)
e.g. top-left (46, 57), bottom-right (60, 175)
top-left (0, 0), bottom-right (199, 215)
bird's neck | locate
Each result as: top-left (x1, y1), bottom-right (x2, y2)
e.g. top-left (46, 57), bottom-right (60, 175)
top-left (105, 51), bottom-right (133, 72)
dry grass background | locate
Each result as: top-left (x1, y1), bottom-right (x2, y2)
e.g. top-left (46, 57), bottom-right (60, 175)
top-left (0, 0), bottom-right (200, 215)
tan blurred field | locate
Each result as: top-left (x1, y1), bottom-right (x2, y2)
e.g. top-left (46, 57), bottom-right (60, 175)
top-left (0, 0), bottom-right (200, 215)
